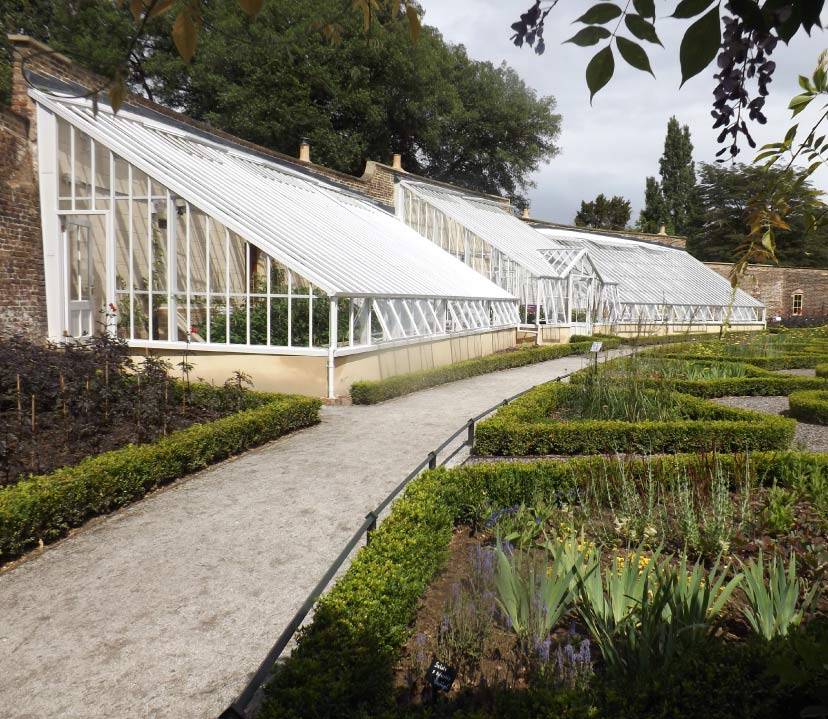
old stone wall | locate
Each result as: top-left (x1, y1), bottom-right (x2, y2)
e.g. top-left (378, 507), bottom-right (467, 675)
top-left (705, 262), bottom-right (828, 319)
top-left (0, 105), bottom-right (47, 339)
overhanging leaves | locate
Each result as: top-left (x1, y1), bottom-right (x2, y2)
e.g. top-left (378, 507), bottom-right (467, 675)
top-left (565, 26), bottom-right (612, 47)
top-left (672, 0), bottom-right (716, 19)
top-left (632, 0), bottom-right (655, 19)
top-left (574, 3), bottom-right (623, 25)
top-left (679, 5), bottom-right (721, 86)
top-left (586, 45), bottom-right (615, 102)
top-left (173, 11), bottom-right (197, 65)
top-left (625, 14), bottom-right (662, 45)
top-left (617, 36), bottom-right (654, 75)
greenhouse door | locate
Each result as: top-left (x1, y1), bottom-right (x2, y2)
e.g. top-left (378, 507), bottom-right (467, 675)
top-left (62, 216), bottom-right (95, 337)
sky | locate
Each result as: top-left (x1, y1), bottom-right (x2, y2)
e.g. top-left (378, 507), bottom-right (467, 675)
top-left (417, 1), bottom-right (828, 225)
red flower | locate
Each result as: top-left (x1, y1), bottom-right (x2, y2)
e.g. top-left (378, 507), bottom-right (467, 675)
top-left (190, 326), bottom-right (197, 334)
top-left (109, 303), bottom-right (117, 312)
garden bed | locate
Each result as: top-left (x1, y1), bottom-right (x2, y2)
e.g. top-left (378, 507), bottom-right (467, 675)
top-left (588, 356), bottom-right (828, 398)
top-left (473, 380), bottom-right (795, 456)
top-left (260, 453), bottom-right (828, 719)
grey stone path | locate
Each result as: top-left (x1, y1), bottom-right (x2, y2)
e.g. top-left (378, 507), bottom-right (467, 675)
top-left (0, 349), bottom-right (626, 719)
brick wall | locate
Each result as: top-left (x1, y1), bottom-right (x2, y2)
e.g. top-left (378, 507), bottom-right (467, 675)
top-left (0, 106), bottom-right (47, 339)
top-left (524, 218), bottom-right (687, 250)
top-left (706, 262), bottom-right (828, 319)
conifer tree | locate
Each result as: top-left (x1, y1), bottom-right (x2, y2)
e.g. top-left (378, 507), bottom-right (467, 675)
top-left (638, 117), bottom-right (700, 236)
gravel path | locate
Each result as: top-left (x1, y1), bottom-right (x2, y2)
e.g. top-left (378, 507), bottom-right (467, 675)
top-left (0, 348), bottom-right (629, 719)
top-left (711, 395), bottom-right (828, 453)
top-left (774, 368), bottom-right (817, 377)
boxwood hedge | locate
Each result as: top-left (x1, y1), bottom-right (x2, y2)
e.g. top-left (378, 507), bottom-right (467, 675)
top-left (582, 358), bottom-right (828, 398)
top-left (0, 393), bottom-right (321, 563)
top-left (349, 340), bottom-right (622, 405)
top-left (259, 451), bottom-right (828, 719)
top-left (789, 389), bottom-right (828, 425)
top-left (473, 382), bottom-right (795, 456)
top-left (651, 350), bottom-right (826, 370)
top-left (349, 332), bottom-right (718, 406)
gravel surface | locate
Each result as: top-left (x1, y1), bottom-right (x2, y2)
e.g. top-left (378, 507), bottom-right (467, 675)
top-left (0, 347), bottom-right (631, 719)
top-left (774, 368), bottom-right (817, 377)
top-left (711, 395), bottom-right (828, 453)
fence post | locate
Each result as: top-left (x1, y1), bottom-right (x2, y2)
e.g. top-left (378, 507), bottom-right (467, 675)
top-left (365, 511), bottom-right (377, 545)
top-left (466, 418), bottom-right (475, 446)
top-left (428, 451), bottom-right (437, 470)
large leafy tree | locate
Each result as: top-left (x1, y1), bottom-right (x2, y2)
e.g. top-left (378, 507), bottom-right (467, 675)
top-left (689, 162), bottom-right (828, 267)
top-left (638, 176), bottom-right (667, 234)
top-left (2, 0), bottom-right (560, 204)
top-left (574, 193), bottom-right (631, 230)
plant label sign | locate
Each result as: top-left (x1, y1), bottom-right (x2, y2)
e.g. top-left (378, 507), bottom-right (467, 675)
top-left (590, 341), bottom-right (603, 353)
top-left (425, 658), bottom-right (456, 691)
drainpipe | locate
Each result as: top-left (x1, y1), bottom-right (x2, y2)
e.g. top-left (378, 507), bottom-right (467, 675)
top-left (327, 297), bottom-right (337, 400)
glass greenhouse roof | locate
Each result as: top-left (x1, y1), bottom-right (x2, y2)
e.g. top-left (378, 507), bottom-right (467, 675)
top-left (536, 228), bottom-right (764, 311)
top-left (33, 89), bottom-right (515, 303)
top-left (399, 181), bottom-right (572, 279)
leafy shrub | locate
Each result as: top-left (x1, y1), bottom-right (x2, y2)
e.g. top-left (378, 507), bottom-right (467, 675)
top-left (350, 340), bottom-right (622, 405)
top-left (0, 394), bottom-right (321, 562)
top-left (473, 383), bottom-right (795, 456)
top-left (789, 389), bottom-right (828, 425)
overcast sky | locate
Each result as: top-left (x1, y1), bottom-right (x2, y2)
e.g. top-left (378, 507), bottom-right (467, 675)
top-left (417, 1), bottom-right (828, 225)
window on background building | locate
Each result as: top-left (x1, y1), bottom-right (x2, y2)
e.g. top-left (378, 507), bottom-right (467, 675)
top-left (792, 292), bottom-right (803, 316)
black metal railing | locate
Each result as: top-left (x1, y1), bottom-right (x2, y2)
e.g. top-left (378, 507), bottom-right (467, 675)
top-left (219, 339), bottom-right (675, 718)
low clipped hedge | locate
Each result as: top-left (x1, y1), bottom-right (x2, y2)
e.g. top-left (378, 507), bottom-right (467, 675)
top-left (816, 363), bottom-right (828, 378)
top-left (0, 393), bottom-right (321, 563)
top-left (473, 382), bottom-right (795, 456)
top-left (789, 389), bottom-right (828, 425)
top-left (586, 358), bottom-right (828, 398)
top-left (349, 339), bottom-right (622, 405)
top-left (260, 451), bottom-right (828, 719)
top-left (652, 350), bottom-right (826, 370)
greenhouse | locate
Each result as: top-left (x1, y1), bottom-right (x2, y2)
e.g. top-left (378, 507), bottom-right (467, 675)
top-left (29, 85), bottom-right (519, 396)
top-left (534, 227), bottom-right (767, 328)
top-left (397, 181), bottom-right (613, 333)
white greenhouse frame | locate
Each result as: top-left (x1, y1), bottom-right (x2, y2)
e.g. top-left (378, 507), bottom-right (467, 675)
top-left (397, 182), bottom-right (611, 333)
top-left (31, 88), bottom-right (519, 397)
top-left (535, 228), bottom-right (766, 330)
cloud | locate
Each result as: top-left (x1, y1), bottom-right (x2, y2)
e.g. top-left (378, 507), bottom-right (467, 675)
top-left (419, 0), bottom-right (828, 224)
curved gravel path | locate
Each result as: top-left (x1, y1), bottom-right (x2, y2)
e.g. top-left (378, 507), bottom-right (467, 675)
top-left (711, 395), bottom-right (828, 453)
top-left (0, 347), bottom-right (629, 719)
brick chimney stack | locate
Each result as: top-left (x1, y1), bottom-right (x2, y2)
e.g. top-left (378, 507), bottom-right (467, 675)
top-left (391, 153), bottom-right (402, 170)
top-left (299, 138), bottom-right (310, 163)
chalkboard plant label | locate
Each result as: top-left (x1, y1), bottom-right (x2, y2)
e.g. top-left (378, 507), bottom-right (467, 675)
top-left (425, 657), bottom-right (456, 691)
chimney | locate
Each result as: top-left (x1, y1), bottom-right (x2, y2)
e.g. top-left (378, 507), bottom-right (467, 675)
top-left (521, 207), bottom-right (530, 220)
top-left (299, 138), bottom-right (310, 163)
top-left (658, 224), bottom-right (667, 236)
top-left (391, 153), bottom-right (402, 170)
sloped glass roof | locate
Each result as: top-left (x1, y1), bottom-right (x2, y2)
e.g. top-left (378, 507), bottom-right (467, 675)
top-left (33, 89), bottom-right (515, 303)
top-left (399, 181), bottom-right (569, 278)
top-left (537, 228), bottom-right (764, 310)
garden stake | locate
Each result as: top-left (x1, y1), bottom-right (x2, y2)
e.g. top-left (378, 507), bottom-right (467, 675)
top-left (16, 373), bottom-right (21, 427)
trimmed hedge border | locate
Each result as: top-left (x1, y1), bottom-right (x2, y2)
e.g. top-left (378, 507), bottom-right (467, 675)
top-left (349, 340), bottom-right (621, 405)
top-left (817, 363), bottom-right (828, 378)
top-left (260, 451), bottom-right (828, 718)
top-left (473, 382), bottom-right (795, 456)
top-left (652, 350), bottom-right (826, 370)
top-left (349, 332), bottom-right (717, 405)
top-left (585, 358), bottom-right (828, 398)
top-left (789, 389), bottom-right (828, 425)
top-left (0, 393), bottom-right (321, 563)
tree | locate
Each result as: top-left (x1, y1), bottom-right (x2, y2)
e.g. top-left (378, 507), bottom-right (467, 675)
top-left (2, 0), bottom-right (561, 204)
top-left (574, 194), bottom-right (630, 230)
top-left (638, 176), bottom-right (667, 234)
top-left (689, 162), bottom-right (828, 268)
top-left (637, 118), bottom-right (699, 236)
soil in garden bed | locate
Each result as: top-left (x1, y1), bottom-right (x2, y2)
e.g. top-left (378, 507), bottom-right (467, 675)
top-left (395, 506), bottom-right (828, 711)
top-left (1, 402), bottom-right (237, 487)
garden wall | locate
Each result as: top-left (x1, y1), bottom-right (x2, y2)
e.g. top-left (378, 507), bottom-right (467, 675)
top-left (706, 262), bottom-right (828, 320)
top-left (0, 105), bottom-right (46, 340)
